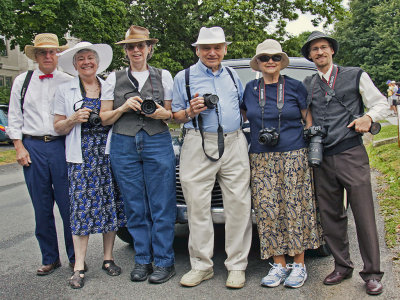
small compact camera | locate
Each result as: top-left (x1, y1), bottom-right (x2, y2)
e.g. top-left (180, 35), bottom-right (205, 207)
top-left (349, 114), bottom-right (381, 135)
top-left (203, 94), bottom-right (219, 109)
top-left (258, 127), bottom-right (280, 146)
top-left (88, 109), bottom-right (102, 126)
top-left (304, 126), bottom-right (326, 167)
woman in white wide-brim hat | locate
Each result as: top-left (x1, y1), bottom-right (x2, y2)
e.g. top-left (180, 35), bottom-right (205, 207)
top-left (241, 39), bottom-right (323, 289)
top-left (53, 42), bottom-right (126, 289)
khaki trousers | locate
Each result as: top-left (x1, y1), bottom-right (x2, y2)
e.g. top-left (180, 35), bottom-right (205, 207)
top-left (180, 129), bottom-right (252, 271)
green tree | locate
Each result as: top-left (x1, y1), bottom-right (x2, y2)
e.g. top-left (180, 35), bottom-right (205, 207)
top-left (333, 0), bottom-right (400, 92)
top-left (0, 0), bottom-right (345, 74)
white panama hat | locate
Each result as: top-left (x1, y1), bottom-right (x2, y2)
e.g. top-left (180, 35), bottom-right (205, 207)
top-left (57, 41), bottom-right (113, 76)
top-left (191, 27), bottom-right (232, 46)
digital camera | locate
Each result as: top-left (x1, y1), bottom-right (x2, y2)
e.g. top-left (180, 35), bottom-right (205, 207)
top-left (304, 126), bottom-right (326, 167)
top-left (258, 127), bottom-right (280, 146)
top-left (88, 109), bottom-right (102, 126)
top-left (137, 97), bottom-right (163, 115)
top-left (203, 94), bottom-right (219, 109)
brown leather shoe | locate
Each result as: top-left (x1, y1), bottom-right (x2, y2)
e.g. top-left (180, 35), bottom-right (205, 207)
top-left (36, 259), bottom-right (61, 276)
top-left (366, 279), bottom-right (383, 295)
top-left (323, 269), bottom-right (353, 285)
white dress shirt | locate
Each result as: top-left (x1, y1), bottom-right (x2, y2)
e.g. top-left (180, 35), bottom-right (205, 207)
top-left (7, 69), bottom-right (73, 140)
top-left (319, 64), bottom-right (390, 122)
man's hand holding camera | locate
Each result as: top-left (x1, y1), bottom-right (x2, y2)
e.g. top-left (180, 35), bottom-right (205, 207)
top-left (188, 93), bottom-right (207, 118)
top-left (347, 114), bottom-right (372, 133)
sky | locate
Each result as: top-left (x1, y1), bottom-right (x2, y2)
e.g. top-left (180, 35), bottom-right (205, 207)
top-left (286, 0), bottom-right (350, 35)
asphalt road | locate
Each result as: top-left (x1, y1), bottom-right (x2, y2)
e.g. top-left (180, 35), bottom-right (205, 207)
top-left (0, 163), bottom-right (397, 300)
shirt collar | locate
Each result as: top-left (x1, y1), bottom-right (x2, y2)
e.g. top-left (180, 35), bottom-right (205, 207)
top-left (196, 59), bottom-right (224, 76)
top-left (36, 68), bottom-right (58, 76)
top-left (318, 64), bottom-right (334, 81)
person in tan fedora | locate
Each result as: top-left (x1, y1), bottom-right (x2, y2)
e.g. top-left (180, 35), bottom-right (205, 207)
top-left (7, 33), bottom-right (75, 276)
top-left (100, 25), bottom-right (176, 284)
top-left (172, 26), bottom-right (252, 289)
top-left (243, 39), bottom-right (322, 289)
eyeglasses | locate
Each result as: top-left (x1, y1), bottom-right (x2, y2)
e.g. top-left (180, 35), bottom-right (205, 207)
top-left (310, 45), bottom-right (331, 53)
top-left (125, 42), bottom-right (147, 51)
top-left (258, 55), bottom-right (282, 62)
top-left (36, 49), bottom-right (57, 57)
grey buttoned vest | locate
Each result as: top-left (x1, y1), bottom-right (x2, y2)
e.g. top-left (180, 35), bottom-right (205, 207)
top-left (113, 66), bottom-right (168, 136)
top-left (304, 66), bottom-right (364, 153)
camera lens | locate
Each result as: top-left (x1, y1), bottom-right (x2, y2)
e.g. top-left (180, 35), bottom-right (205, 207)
top-left (203, 94), bottom-right (219, 109)
top-left (141, 99), bottom-right (157, 114)
top-left (369, 122), bottom-right (381, 135)
top-left (89, 112), bottom-right (102, 126)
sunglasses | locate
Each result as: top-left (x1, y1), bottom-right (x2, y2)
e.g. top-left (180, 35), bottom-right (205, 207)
top-left (258, 55), bottom-right (282, 62)
top-left (125, 42), bottom-right (147, 51)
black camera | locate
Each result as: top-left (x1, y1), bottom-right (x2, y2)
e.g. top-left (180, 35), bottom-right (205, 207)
top-left (136, 97), bottom-right (163, 115)
top-left (203, 94), bottom-right (219, 109)
top-left (258, 127), bottom-right (280, 146)
top-left (304, 126), bottom-right (326, 168)
top-left (88, 109), bottom-right (102, 126)
top-left (349, 114), bottom-right (381, 135)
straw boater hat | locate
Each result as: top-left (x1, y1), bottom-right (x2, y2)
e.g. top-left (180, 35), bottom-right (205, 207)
top-left (191, 27), bottom-right (232, 46)
top-left (57, 41), bottom-right (113, 76)
top-left (301, 31), bottom-right (339, 62)
top-left (24, 33), bottom-right (69, 61)
top-left (249, 39), bottom-right (290, 71)
top-left (116, 25), bottom-right (159, 45)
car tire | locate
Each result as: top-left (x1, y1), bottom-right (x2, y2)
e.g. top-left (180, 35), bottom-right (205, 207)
top-left (116, 227), bottom-right (134, 245)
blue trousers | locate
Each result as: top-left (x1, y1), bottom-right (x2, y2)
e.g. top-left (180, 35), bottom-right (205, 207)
top-left (23, 137), bottom-right (74, 265)
top-left (110, 130), bottom-right (176, 267)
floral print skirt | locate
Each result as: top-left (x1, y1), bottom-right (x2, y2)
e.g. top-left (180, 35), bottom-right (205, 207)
top-left (250, 148), bottom-right (323, 259)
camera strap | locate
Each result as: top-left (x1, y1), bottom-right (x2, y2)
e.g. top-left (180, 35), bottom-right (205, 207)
top-left (126, 68), bottom-right (139, 92)
top-left (258, 75), bottom-right (285, 133)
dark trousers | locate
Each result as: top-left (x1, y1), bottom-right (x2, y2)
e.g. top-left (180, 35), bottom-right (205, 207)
top-left (314, 144), bottom-right (383, 281)
top-left (23, 137), bottom-right (74, 265)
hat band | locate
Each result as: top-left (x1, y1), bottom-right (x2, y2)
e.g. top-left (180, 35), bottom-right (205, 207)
top-left (34, 42), bottom-right (60, 47)
top-left (125, 34), bottom-right (150, 40)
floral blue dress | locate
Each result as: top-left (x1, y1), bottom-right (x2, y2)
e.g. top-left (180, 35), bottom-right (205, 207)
top-left (68, 97), bottom-right (126, 236)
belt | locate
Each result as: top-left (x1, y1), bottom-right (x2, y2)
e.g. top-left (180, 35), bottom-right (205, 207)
top-left (23, 135), bottom-right (62, 142)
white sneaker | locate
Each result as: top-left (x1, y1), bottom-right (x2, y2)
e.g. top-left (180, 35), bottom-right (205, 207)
top-left (284, 263), bottom-right (308, 288)
top-left (261, 263), bottom-right (290, 287)
top-left (226, 270), bottom-right (245, 289)
top-left (180, 269), bottom-right (214, 287)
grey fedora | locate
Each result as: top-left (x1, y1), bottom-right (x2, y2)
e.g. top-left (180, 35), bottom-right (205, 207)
top-left (301, 31), bottom-right (339, 61)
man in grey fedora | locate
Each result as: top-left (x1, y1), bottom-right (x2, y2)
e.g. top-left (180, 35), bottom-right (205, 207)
top-left (172, 26), bottom-right (252, 289)
top-left (301, 31), bottom-right (390, 295)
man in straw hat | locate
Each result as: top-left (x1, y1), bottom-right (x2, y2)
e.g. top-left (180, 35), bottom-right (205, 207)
top-left (301, 31), bottom-right (390, 295)
top-left (7, 33), bottom-right (75, 275)
top-left (172, 26), bottom-right (252, 289)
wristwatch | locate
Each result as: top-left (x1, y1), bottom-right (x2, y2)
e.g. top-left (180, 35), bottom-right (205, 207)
top-left (184, 108), bottom-right (192, 121)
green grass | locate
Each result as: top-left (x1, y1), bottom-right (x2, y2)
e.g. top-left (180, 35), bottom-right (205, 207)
top-left (367, 125), bottom-right (400, 256)
top-left (0, 149), bottom-right (16, 165)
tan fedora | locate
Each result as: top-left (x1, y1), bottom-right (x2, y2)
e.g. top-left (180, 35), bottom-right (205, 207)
top-left (250, 39), bottom-right (290, 71)
top-left (116, 25), bottom-right (159, 45)
top-left (25, 33), bottom-right (69, 61)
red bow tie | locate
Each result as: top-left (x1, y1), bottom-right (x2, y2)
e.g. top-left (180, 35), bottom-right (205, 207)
top-left (39, 74), bottom-right (53, 80)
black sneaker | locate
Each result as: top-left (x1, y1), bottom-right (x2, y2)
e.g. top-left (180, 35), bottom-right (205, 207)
top-left (130, 263), bottom-right (153, 281)
top-left (148, 265), bottom-right (176, 284)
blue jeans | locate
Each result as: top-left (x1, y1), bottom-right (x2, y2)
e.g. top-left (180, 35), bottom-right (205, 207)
top-left (110, 130), bottom-right (176, 267)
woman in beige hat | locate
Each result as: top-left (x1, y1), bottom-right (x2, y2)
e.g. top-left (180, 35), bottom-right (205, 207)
top-left (241, 39), bottom-right (322, 289)
top-left (99, 25), bottom-right (176, 284)
top-left (53, 42), bottom-right (127, 289)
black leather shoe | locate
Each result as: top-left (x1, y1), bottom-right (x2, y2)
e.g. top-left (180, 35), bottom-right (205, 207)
top-left (366, 279), bottom-right (383, 295)
top-left (130, 263), bottom-right (153, 282)
top-left (323, 269), bottom-right (353, 285)
top-left (148, 265), bottom-right (176, 284)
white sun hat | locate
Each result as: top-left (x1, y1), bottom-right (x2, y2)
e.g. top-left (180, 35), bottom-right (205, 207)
top-left (57, 41), bottom-right (113, 76)
top-left (191, 27), bottom-right (232, 46)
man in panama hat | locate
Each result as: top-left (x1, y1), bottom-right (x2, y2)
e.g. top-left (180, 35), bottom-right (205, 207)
top-left (7, 33), bottom-right (75, 275)
top-left (302, 31), bottom-right (390, 295)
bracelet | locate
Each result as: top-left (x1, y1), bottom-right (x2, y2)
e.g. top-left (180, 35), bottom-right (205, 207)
top-left (184, 108), bottom-right (192, 121)
top-left (165, 111), bottom-right (173, 121)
